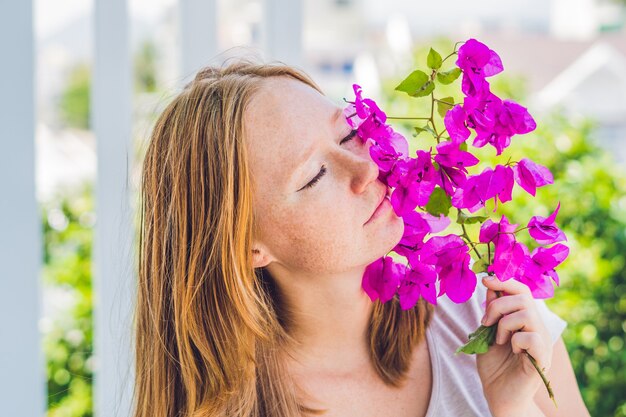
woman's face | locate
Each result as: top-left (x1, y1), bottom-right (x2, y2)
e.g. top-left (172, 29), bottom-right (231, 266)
top-left (245, 76), bottom-right (404, 275)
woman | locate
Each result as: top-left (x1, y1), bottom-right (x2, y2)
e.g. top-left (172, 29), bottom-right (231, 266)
top-left (133, 59), bottom-right (590, 417)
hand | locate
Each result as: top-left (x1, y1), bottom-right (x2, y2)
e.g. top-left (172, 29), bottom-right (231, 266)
top-left (476, 275), bottom-right (553, 417)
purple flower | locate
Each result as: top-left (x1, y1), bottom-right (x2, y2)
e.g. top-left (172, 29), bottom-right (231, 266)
top-left (384, 131), bottom-right (409, 159)
top-left (491, 164), bottom-right (514, 208)
top-left (444, 104), bottom-right (471, 144)
top-left (361, 256), bottom-right (402, 303)
top-left (513, 158), bottom-right (554, 196)
top-left (389, 150), bottom-right (436, 215)
top-left (498, 100), bottom-right (536, 135)
top-left (347, 84), bottom-right (396, 145)
top-left (528, 203), bottom-right (567, 245)
top-left (357, 114), bottom-right (393, 143)
top-left (438, 253), bottom-right (477, 303)
top-left (471, 99), bottom-right (536, 156)
top-left (420, 234), bottom-right (469, 270)
top-left (395, 211), bottom-right (450, 263)
top-left (456, 38), bottom-right (504, 97)
top-left (479, 215), bottom-right (518, 253)
top-left (517, 244), bottom-right (569, 298)
top-left (451, 167), bottom-right (493, 212)
top-left (434, 141), bottom-right (479, 195)
top-left (351, 67), bottom-right (566, 306)
top-left (397, 263), bottom-right (438, 309)
top-left (350, 84), bottom-right (387, 122)
top-left (464, 91), bottom-right (501, 136)
top-left (451, 164), bottom-right (514, 213)
top-left (345, 84), bottom-right (379, 130)
top-left (369, 139), bottom-right (404, 173)
top-left (489, 241), bottom-right (528, 282)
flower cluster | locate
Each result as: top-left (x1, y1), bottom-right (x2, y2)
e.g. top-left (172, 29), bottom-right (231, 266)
top-left (343, 38), bottom-right (569, 310)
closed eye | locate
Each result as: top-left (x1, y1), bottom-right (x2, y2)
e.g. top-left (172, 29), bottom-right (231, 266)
top-left (340, 129), bottom-right (358, 145)
top-left (297, 129), bottom-right (358, 192)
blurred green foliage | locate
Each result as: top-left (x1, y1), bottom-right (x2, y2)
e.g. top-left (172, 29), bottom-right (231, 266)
top-left (43, 182), bottom-right (95, 417)
top-left (380, 41), bottom-right (626, 417)
top-left (45, 37), bottom-right (161, 416)
top-left (59, 64), bottom-right (91, 130)
top-left (59, 38), bottom-right (159, 130)
top-left (135, 39), bottom-right (159, 93)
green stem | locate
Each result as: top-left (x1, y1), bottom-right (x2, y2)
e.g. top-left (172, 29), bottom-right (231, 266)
top-left (440, 50), bottom-right (458, 65)
top-left (434, 98), bottom-right (455, 106)
top-left (429, 91), bottom-right (440, 143)
top-left (525, 351), bottom-right (558, 408)
top-left (387, 116), bottom-right (430, 120)
top-left (460, 221), bottom-right (482, 260)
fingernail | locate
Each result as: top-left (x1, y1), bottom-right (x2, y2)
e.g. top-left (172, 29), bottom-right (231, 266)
top-left (485, 275), bottom-right (495, 281)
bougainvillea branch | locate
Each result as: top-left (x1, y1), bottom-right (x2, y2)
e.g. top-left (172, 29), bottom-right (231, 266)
top-left (344, 38), bottom-right (568, 407)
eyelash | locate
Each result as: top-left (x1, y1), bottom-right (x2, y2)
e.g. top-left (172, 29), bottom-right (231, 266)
top-left (301, 129), bottom-right (358, 190)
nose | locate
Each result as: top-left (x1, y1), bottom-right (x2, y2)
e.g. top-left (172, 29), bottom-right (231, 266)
top-left (339, 140), bottom-right (380, 194)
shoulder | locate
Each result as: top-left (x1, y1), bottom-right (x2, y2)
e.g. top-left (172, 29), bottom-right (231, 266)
top-left (429, 279), bottom-right (489, 346)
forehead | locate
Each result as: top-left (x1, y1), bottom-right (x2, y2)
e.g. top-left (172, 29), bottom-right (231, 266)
top-left (245, 77), bottom-right (332, 144)
top-left (244, 77), bottom-right (340, 186)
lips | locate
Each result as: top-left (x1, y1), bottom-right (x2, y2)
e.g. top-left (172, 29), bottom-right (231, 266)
top-left (365, 188), bottom-right (389, 224)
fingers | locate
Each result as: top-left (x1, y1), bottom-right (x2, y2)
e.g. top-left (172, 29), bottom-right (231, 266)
top-left (481, 293), bottom-right (534, 327)
top-left (482, 275), bottom-right (532, 296)
top-left (493, 308), bottom-right (541, 345)
top-left (485, 287), bottom-right (497, 308)
top-left (510, 331), bottom-right (551, 371)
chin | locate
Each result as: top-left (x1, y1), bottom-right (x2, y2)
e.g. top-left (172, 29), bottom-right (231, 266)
top-left (367, 213), bottom-right (405, 260)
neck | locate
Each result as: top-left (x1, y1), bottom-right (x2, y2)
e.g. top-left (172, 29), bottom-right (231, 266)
top-left (267, 263), bottom-right (375, 375)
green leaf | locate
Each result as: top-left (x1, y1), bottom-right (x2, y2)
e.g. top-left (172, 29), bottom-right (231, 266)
top-left (422, 124), bottom-right (437, 138)
top-left (395, 70), bottom-right (435, 97)
top-left (437, 96), bottom-right (455, 117)
top-left (395, 70), bottom-right (429, 94)
top-left (459, 141), bottom-right (468, 151)
top-left (411, 80), bottom-right (435, 97)
top-left (413, 126), bottom-right (426, 137)
top-left (455, 323), bottom-right (497, 355)
top-left (436, 68), bottom-right (462, 85)
top-left (427, 48), bottom-right (443, 70)
top-left (467, 216), bottom-right (487, 224)
top-left (471, 259), bottom-right (489, 274)
top-left (456, 210), bottom-right (488, 225)
top-left (425, 187), bottom-right (452, 216)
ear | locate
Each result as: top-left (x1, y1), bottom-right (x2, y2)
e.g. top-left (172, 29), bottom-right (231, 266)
top-left (251, 243), bottom-right (273, 269)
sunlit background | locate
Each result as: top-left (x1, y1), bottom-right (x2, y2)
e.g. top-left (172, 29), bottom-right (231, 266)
top-left (1, 0), bottom-right (626, 415)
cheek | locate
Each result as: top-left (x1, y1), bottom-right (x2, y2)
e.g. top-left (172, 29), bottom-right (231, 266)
top-left (261, 195), bottom-right (361, 269)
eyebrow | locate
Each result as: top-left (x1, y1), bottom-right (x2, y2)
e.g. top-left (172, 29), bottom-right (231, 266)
top-left (290, 107), bottom-right (348, 182)
top-left (331, 107), bottom-right (344, 125)
top-left (295, 107), bottom-right (346, 163)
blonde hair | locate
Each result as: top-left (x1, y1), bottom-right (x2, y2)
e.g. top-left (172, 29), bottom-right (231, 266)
top-left (133, 57), bottom-right (434, 417)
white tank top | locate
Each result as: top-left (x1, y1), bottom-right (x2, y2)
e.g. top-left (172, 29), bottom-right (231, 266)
top-left (423, 278), bottom-right (568, 417)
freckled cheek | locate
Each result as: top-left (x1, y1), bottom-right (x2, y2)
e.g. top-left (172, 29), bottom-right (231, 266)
top-left (279, 202), bottom-right (355, 244)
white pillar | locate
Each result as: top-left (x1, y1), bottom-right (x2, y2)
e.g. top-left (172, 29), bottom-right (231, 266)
top-left (262, 0), bottom-right (303, 68)
top-left (0, 1), bottom-right (44, 416)
top-left (179, 0), bottom-right (218, 84)
top-left (92, 0), bottom-right (135, 416)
